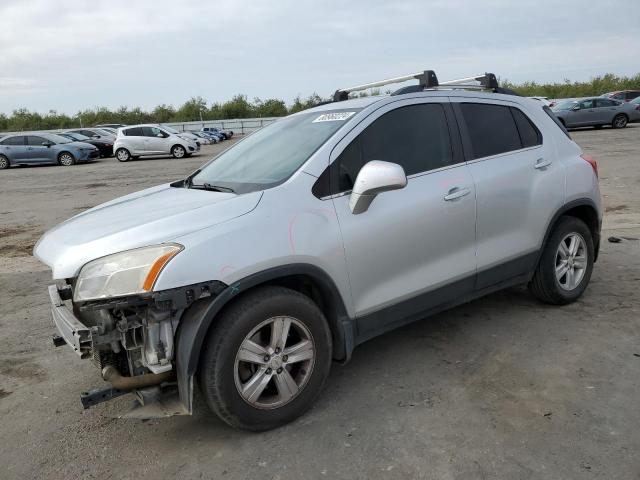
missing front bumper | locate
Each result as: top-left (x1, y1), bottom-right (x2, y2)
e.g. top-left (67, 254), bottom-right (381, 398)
top-left (48, 284), bottom-right (92, 358)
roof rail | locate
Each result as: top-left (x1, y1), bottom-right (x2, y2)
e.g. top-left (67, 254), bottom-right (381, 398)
top-left (333, 70), bottom-right (439, 102)
top-left (333, 70), bottom-right (518, 101)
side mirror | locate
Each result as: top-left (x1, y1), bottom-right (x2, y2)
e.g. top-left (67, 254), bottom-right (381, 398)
top-left (92, 135), bottom-right (100, 139)
top-left (571, 105), bottom-right (580, 111)
top-left (41, 141), bottom-right (53, 147)
top-left (157, 133), bottom-right (164, 137)
top-left (349, 160), bottom-right (407, 214)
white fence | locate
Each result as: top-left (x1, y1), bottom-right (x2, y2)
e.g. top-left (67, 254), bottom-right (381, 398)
top-left (163, 117), bottom-right (279, 135)
top-left (0, 117), bottom-right (281, 137)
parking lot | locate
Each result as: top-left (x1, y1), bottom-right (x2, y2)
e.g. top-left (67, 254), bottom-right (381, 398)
top-left (1, 126), bottom-right (639, 479)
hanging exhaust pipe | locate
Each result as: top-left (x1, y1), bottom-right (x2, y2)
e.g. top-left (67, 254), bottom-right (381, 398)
top-left (101, 366), bottom-right (173, 391)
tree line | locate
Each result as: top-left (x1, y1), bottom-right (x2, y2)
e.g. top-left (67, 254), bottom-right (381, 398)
top-left (1, 73), bottom-right (637, 132)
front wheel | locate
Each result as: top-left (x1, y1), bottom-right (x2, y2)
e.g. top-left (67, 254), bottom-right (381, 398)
top-left (529, 216), bottom-right (594, 305)
top-left (58, 152), bottom-right (76, 166)
top-left (0, 155), bottom-right (9, 170)
top-left (171, 145), bottom-right (186, 158)
top-left (612, 114), bottom-right (628, 129)
top-left (115, 148), bottom-right (131, 162)
top-left (199, 286), bottom-right (332, 431)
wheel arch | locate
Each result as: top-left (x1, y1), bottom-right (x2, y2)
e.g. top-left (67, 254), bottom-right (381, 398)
top-left (539, 199), bottom-right (601, 266)
top-left (57, 150), bottom-right (75, 162)
top-left (174, 263), bottom-right (353, 413)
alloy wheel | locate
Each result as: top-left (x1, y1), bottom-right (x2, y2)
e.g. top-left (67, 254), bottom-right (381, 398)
top-left (234, 316), bottom-right (315, 409)
top-left (173, 146), bottom-right (185, 158)
top-left (555, 233), bottom-right (587, 290)
top-left (614, 115), bottom-right (627, 128)
top-left (59, 153), bottom-right (74, 166)
top-left (0, 156), bottom-right (8, 169)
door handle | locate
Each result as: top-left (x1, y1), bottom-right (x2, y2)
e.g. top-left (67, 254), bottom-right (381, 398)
top-left (443, 187), bottom-right (471, 201)
top-left (534, 158), bottom-right (552, 169)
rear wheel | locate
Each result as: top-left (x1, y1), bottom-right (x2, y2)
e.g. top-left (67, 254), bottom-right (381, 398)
top-left (115, 148), bottom-right (131, 162)
top-left (199, 286), bottom-right (332, 431)
top-left (529, 216), bottom-right (594, 305)
top-left (171, 145), bottom-right (186, 158)
top-left (0, 155), bottom-right (9, 170)
top-left (58, 152), bottom-right (75, 166)
top-left (612, 114), bottom-right (628, 129)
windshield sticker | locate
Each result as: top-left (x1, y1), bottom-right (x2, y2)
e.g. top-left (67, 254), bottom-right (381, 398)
top-left (312, 112), bottom-right (356, 123)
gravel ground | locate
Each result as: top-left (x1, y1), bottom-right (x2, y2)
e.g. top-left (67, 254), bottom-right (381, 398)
top-left (1, 126), bottom-right (639, 479)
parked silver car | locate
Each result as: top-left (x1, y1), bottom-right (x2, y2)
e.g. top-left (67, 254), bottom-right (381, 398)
top-left (34, 71), bottom-right (602, 430)
top-left (552, 97), bottom-right (635, 129)
top-left (0, 133), bottom-right (99, 169)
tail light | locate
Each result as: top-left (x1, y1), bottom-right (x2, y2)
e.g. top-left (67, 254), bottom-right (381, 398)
top-left (581, 153), bottom-right (598, 178)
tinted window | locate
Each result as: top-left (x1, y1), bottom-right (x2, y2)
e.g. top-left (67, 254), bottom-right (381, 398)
top-left (460, 103), bottom-right (521, 159)
top-left (27, 136), bottom-right (47, 146)
top-left (596, 99), bottom-right (617, 107)
top-left (124, 127), bottom-right (143, 137)
top-left (579, 99), bottom-right (595, 109)
top-left (510, 108), bottom-right (542, 148)
top-left (626, 91), bottom-right (639, 100)
top-left (142, 126), bottom-right (166, 137)
top-left (331, 103), bottom-right (453, 193)
top-left (1, 136), bottom-right (25, 145)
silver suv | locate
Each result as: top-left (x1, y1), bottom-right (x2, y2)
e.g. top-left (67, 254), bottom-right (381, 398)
top-left (34, 71), bottom-right (602, 430)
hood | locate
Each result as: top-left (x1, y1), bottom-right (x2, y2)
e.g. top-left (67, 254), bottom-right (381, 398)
top-left (34, 183), bottom-right (262, 279)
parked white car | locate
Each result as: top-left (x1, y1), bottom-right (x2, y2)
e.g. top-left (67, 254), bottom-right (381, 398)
top-left (114, 124), bottom-right (199, 162)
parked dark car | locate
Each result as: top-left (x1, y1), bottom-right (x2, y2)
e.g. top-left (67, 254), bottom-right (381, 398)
top-left (601, 90), bottom-right (640, 102)
top-left (0, 133), bottom-right (99, 169)
top-left (67, 128), bottom-right (115, 142)
top-left (58, 132), bottom-right (114, 157)
top-left (551, 97), bottom-right (635, 129)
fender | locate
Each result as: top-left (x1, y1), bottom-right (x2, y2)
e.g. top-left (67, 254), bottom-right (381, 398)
top-left (174, 263), bottom-right (353, 413)
top-left (537, 198), bottom-right (601, 267)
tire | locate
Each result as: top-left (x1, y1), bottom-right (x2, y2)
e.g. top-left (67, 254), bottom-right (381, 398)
top-left (115, 148), bottom-right (131, 162)
top-left (199, 285), bottom-right (332, 431)
top-left (0, 155), bottom-right (9, 170)
top-left (529, 216), bottom-right (594, 305)
top-left (612, 114), bottom-right (628, 129)
top-left (58, 152), bottom-right (76, 166)
top-left (171, 145), bottom-right (186, 159)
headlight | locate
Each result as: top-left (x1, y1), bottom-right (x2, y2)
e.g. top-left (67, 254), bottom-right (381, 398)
top-left (73, 244), bottom-right (183, 302)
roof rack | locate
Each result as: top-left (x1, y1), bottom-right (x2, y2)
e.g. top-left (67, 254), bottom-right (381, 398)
top-left (333, 70), bottom-right (517, 101)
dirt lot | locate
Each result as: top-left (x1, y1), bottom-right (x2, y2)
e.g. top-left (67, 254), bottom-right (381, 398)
top-left (1, 127), bottom-right (639, 479)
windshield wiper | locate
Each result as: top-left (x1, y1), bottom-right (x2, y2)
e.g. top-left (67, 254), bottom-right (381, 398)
top-left (191, 182), bottom-right (235, 193)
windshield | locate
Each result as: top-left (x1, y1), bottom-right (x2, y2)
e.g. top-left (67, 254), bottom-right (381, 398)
top-left (553, 100), bottom-right (578, 111)
top-left (43, 133), bottom-right (72, 144)
top-left (190, 109), bottom-right (361, 193)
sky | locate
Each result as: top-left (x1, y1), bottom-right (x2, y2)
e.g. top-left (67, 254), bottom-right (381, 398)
top-left (1, 0), bottom-right (639, 115)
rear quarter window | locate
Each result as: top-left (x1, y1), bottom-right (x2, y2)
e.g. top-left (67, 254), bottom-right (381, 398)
top-left (510, 108), bottom-right (542, 148)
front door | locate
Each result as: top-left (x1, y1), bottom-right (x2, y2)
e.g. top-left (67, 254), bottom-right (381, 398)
top-left (328, 99), bottom-right (477, 339)
top-left (142, 126), bottom-right (169, 154)
top-left (26, 136), bottom-right (51, 163)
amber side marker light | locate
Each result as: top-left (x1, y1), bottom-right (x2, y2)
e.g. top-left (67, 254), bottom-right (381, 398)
top-left (142, 249), bottom-right (181, 291)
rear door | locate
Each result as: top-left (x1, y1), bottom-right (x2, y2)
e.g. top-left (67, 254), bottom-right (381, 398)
top-left (595, 98), bottom-right (621, 123)
top-left (452, 99), bottom-right (564, 289)
top-left (324, 98), bottom-right (477, 337)
top-left (122, 127), bottom-right (145, 153)
top-left (0, 136), bottom-right (28, 162)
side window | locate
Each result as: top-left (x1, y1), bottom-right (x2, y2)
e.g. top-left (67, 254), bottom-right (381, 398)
top-left (124, 127), bottom-right (143, 137)
top-left (627, 91), bottom-right (640, 100)
top-left (27, 136), bottom-right (47, 146)
top-left (578, 99), bottom-right (594, 109)
top-left (459, 103), bottom-right (521, 159)
top-left (596, 99), bottom-right (616, 107)
top-left (510, 108), bottom-right (542, 147)
top-left (141, 127), bottom-right (155, 137)
top-left (332, 103), bottom-right (453, 193)
top-left (1, 136), bottom-right (25, 145)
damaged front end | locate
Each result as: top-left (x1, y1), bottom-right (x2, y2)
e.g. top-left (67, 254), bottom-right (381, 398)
top-left (49, 280), bottom-right (226, 417)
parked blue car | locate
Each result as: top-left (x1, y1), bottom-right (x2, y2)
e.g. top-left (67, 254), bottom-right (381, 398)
top-left (0, 133), bottom-right (99, 169)
top-left (199, 130), bottom-right (224, 142)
